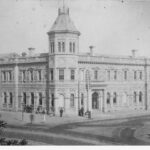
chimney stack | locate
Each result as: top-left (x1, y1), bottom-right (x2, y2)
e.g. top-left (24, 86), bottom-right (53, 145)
top-left (28, 47), bottom-right (35, 56)
top-left (131, 49), bottom-right (137, 58)
top-left (89, 45), bottom-right (94, 56)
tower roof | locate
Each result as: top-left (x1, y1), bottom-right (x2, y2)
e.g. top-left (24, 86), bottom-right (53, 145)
top-left (48, 7), bottom-right (80, 35)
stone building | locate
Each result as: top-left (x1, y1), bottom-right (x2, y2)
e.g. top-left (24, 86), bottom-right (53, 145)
top-left (0, 6), bottom-right (149, 116)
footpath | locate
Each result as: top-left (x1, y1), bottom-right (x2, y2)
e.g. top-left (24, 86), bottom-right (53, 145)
top-left (1, 109), bottom-right (150, 127)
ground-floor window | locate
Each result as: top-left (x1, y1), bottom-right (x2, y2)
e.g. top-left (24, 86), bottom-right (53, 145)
top-left (139, 91), bottom-right (142, 103)
top-left (113, 92), bottom-right (117, 104)
top-left (9, 92), bottom-right (13, 105)
top-left (23, 92), bottom-right (26, 105)
top-left (31, 92), bottom-right (34, 106)
top-left (51, 94), bottom-right (54, 107)
top-left (70, 94), bottom-right (75, 107)
top-left (39, 92), bottom-right (42, 105)
top-left (92, 92), bottom-right (99, 109)
top-left (134, 92), bottom-right (136, 103)
top-left (4, 92), bottom-right (7, 104)
top-left (107, 92), bottom-right (110, 104)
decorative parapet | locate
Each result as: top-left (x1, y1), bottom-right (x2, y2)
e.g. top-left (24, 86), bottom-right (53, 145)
top-left (0, 55), bottom-right (48, 66)
top-left (78, 54), bottom-right (150, 66)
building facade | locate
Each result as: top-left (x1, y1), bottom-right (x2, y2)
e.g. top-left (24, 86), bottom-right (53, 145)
top-left (0, 6), bottom-right (150, 116)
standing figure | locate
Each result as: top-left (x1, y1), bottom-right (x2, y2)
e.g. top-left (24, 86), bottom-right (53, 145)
top-left (60, 107), bottom-right (63, 117)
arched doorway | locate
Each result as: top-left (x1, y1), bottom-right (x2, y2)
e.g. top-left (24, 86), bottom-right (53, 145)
top-left (92, 92), bottom-right (99, 109)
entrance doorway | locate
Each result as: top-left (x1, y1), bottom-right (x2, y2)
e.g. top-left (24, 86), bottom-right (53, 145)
top-left (92, 92), bottom-right (99, 109)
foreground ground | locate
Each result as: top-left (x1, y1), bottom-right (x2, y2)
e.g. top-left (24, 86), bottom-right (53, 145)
top-left (1, 110), bottom-right (150, 145)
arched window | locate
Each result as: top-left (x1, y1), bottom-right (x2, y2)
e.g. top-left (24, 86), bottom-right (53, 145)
top-left (107, 92), bottom-right (110, 104)
top-left (139, 92), bottom-right (142, 103)
top-left (134, 92), bottom-right (136, 103)
top-left (113, 92), bottom-right (117, 104)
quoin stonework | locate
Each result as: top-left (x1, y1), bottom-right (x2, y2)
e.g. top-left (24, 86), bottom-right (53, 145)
top-left (0, 6), bottom-right (149, 116)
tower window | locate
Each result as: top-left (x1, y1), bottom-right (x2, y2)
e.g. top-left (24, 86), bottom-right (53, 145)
top-left (69, 42), bottom-right (72, 52)
top-left (59, 69), bottom-right (64, 80)
top-left (73, 42), bottom-right (75, 53)
top-left (58, 42), bottom-right (61, 52)
top-left (51, 42), bottom-right (55, 53)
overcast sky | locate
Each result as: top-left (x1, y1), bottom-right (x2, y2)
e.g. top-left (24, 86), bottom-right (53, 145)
top-left (0, 0), bottom-right (150, 57)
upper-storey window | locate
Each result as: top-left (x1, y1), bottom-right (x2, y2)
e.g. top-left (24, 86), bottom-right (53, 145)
top-left (38, 70), bottom-right (42, 81)
top-left (30, 70), bottom-right (34, 81)
top-left (124, 70), bottom-right (127, 80)
top-left (71, 69), bottom-right (75, 80)
top-left (59, 69), bottom-right (64, 81)
top-left (139, 71), bottom-right (142, 80)
top-left (62, 42), bottom-right (65, 52)
top-left (8, 71), bottom-right (12, 81)
top-left (114, 71), bottom-right (117, 80)
top-left (94, 70), bottom-right (98, 80)
top-left (134, 71), bottom-right (137, 80)
top-left (50, 42), bottom-right (55, 53)
top-left (22, 70), bottom-right (26, 82)
top-left (107, 70), bottom-right (110, 81)
top-left (2, 71), bottom-right (6, 82)
top-left (50, 69), bottom-right (54, 81)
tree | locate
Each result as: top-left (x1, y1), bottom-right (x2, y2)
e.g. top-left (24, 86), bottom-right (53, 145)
top-left (0, 115), bottom-right (28, 145)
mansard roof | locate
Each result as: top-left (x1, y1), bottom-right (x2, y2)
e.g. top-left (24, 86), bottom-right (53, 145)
top-left (48, 7), bottom-right (80, 35)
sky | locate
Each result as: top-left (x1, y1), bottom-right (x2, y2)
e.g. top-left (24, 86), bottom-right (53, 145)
top-left (0, 0), bottom-right (150, 57)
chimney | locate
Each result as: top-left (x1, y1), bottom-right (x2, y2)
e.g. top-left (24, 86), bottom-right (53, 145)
top-left (131, 49), bottom-right (137, 58)
top-left (89, 46), bottom-right (94, 56)
top-left (28, 47), bottom-right (35, 56)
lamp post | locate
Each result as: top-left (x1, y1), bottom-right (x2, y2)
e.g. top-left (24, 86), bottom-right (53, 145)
top-left (85, 69), bottom-right (91, 119)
